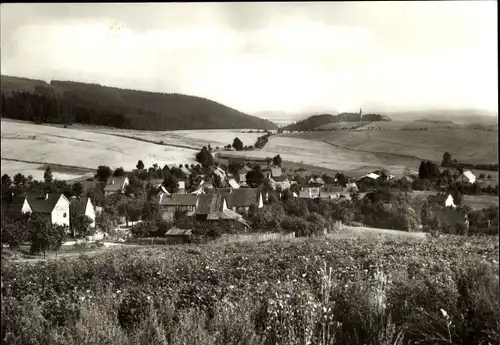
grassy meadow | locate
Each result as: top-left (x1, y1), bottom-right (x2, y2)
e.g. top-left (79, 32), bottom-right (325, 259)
top-left (2, 235), bottom-right (498, 345)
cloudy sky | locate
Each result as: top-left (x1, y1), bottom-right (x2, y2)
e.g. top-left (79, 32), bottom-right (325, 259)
top-left (1, 2), bottom-right (497, 114)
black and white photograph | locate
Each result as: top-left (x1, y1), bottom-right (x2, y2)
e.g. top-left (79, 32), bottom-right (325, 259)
top-left (1, 2), bottom-right (498, 344)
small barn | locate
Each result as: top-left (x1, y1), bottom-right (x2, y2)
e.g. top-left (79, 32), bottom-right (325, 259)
top-left (165, 228), bottom-right (192, 244)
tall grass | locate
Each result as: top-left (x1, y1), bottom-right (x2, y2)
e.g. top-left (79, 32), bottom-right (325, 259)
top-left (2, 237), bottom-right (498, 345)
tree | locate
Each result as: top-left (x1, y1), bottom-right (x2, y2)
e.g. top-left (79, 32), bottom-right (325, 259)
top-left (1, 215), bottom-right (29, 255)
top-left (163, 173), bottom-right (179, 194)
top-left (44, 166), bottom-right (53, 184)
top-left (195, 146), bottom-right (214, 167)
top-left (72, 182), bottom-right (84, 197)
top-left (418, 161), bottom-right (429, 179)
top-left (71, 214), bottom-right (94, 239)
top-left (136, 160), bottom-right (145, 170)
top-left (246, 166), bottom-right (265, 188)
top-left (96, 165), bottom-right (112, 181)
top-left (96, 212), bottom-right (115, 234)
top-left (113, 167), bottom-right (125, 176)
top-left (232, 137), bottom-right (244, 151)
top-left (273, 154), bottom-right (283, 167)
top-left (13, 173), bottom-right (27, 188)
top-left (28, 215), bottom-right (66, 258)
top-left (265, 157), bottom-right (272, 166)
top-left (1, 174), bottom-right (12, 187)
top-left (442, 152), bottom-right (453, 167)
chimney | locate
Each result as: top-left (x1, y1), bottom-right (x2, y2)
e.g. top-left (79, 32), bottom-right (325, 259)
top-left (45, 193), bottom-right (48, 200)
top-left (112, 179), bottom-right (115, 185)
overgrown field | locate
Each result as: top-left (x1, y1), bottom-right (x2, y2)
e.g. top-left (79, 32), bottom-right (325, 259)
top-left (1, 120), bottom-right (199, 173)
top-left (284, 128), bottom-right (497, 164)
top-left (2, 236), bottom-right (498, 345)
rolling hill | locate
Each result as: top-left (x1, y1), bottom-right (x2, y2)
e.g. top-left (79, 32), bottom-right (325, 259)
top-left (0, 75), bottom-right (278, 131)
top-left (284, 112), bottom-right (390, 131)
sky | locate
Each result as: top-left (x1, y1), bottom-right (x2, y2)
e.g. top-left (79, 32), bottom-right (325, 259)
top-left (1, 2), bottom-right (497, 115)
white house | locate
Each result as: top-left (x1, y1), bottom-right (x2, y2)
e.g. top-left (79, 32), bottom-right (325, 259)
top-left (70, 197), bottom-right (96, 228)
top-left (456, 170), bottom-right (476, 184)
top-left (25, 193), bottom-right (71, 227)
top-left (361, 173), bottom-right (380, 180)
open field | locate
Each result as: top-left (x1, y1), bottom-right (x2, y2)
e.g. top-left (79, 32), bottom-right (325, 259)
top-left (1, 120), bottom-right (199, 175)
top-left (223, 136), bottom-right (421, 177)
top-left (284, 127), bottom-right (497, 164)
top-left (409, 190), bottom-right (499, 211)
top-left (0, 159), bottom-right (94, 181)
top-left (317, 121), bottom-right (371, 130)
top-left (79, 126), bottom-right (266, 150)
top-left (2, 236), bottom-right (498, 345)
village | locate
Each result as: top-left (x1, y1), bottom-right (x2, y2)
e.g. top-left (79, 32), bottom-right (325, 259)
top-left (2, 144), bottom-right (496, 253)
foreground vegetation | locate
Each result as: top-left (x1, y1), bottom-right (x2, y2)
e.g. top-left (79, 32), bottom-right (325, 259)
top-left (2, 235), bottom-right (498, 345)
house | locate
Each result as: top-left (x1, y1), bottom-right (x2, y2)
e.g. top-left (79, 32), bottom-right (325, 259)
top-left (70, 197), bottom-right (96, 228)
top-left (428, 192), bottom-right (457, 208)
top-left (298, 187), bottom-right (321, 199)
top-left (104, 176), bottom-right (129, 195)
top-left (5, 194), bottom-right (32, 217)
top-left (308, 177), bottom-right (325, 186)
top-left (270, 167), bottom-right (283, 178)
top-left (401, 176), bottom-right (413, 183)
top-left (165, 228), bottom-right (192, 244)
top-left (319, 185), bottom-right (345, 199)
top-left (221, 188), bottom-right (264, 213)
top-left (213, 166), bottom-right (227, 180)
top-left (345, 182), bottom-right (359, 192)
top-left (195, 194), bottom-right (250, 229)
top-left (177, 181), bottom-right (186, 194)
top-left (271, 175), bottom-right (291, 190)
top-left (158, 194), bottom-right (198, 221)
top-left (238, 166), bottom-right (252, 183)
top-left (455, 170), bottom-right (476, 184)
top-left (227, 178), bottom-right (240, 189)
top-left (360, 173), bottom-right (380, 181)
top-left (25, 193), bottom-right (71, 227)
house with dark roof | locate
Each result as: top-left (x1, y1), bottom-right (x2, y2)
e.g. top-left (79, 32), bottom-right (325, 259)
top-left (195, 194), bottom-right (249, 229)
top-left (318, 185), bottom-right (345, 199)
top-left (70, 197), bottom-right (96, 228)
top-left (455, 170), bottom-right (476, 185)
top-left (270, 174), bottom-right (291, 190)
top-left (5, 195), bottom-right (32, 218)
top-left (158, 194), bottom-right (198, 221)
top-left (104, 176), bottom-right (129, 195)
top-left (220, 188), bottom-right (263, 213)
top-left (25, 193), bottom-right (71, 227)
top-left (165, 228), bottom-right (192, 244)
top-left (238, 166), bottom-right (252, 183)
top-left (428, 192), bottom-right (456, 208)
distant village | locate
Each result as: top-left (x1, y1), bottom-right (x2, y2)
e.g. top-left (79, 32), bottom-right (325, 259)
top-left (2, 142), bottom-right (497, 253)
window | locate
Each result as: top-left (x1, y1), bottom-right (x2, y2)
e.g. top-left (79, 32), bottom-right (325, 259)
top-left (63, 213), bottom-right (67, 218)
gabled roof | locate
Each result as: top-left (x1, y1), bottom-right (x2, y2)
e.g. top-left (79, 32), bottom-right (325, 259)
top-left (238, 166), bottom-right (252, 174)
top-left (6, 195), bottom-right (30, 215)
top-left (104, 176), bottom-right (128, 192)
top-left (25, 193), bottom-right (68, 214)
top-left (180, 166), bottom-right (191, 175)
top-left (362, 173), bottom-right (380, 180)
top-left (272, 175), bottom-right (289, 183)
top-left (320, 185), bottom-right (344, 193)
top-left (166, 228), bottom-right (192, 236)
top-left (159, 194), bottom-right (198, 206)
top-left (460, 170), bottom-right (476, 182)
top-left (222, 188), bottom-right (261, 207)
top-left (228, 178), bottom-right (240, 189)
top-left (70, 197), bottom-right (92, 216)
top-left (196, 194), bottom-right (226, 215)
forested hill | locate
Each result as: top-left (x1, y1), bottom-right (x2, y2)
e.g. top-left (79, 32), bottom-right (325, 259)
top-left (0, 76), bottom-right (278, 130)
top-left (284, 112), bottom-right (391, 131)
